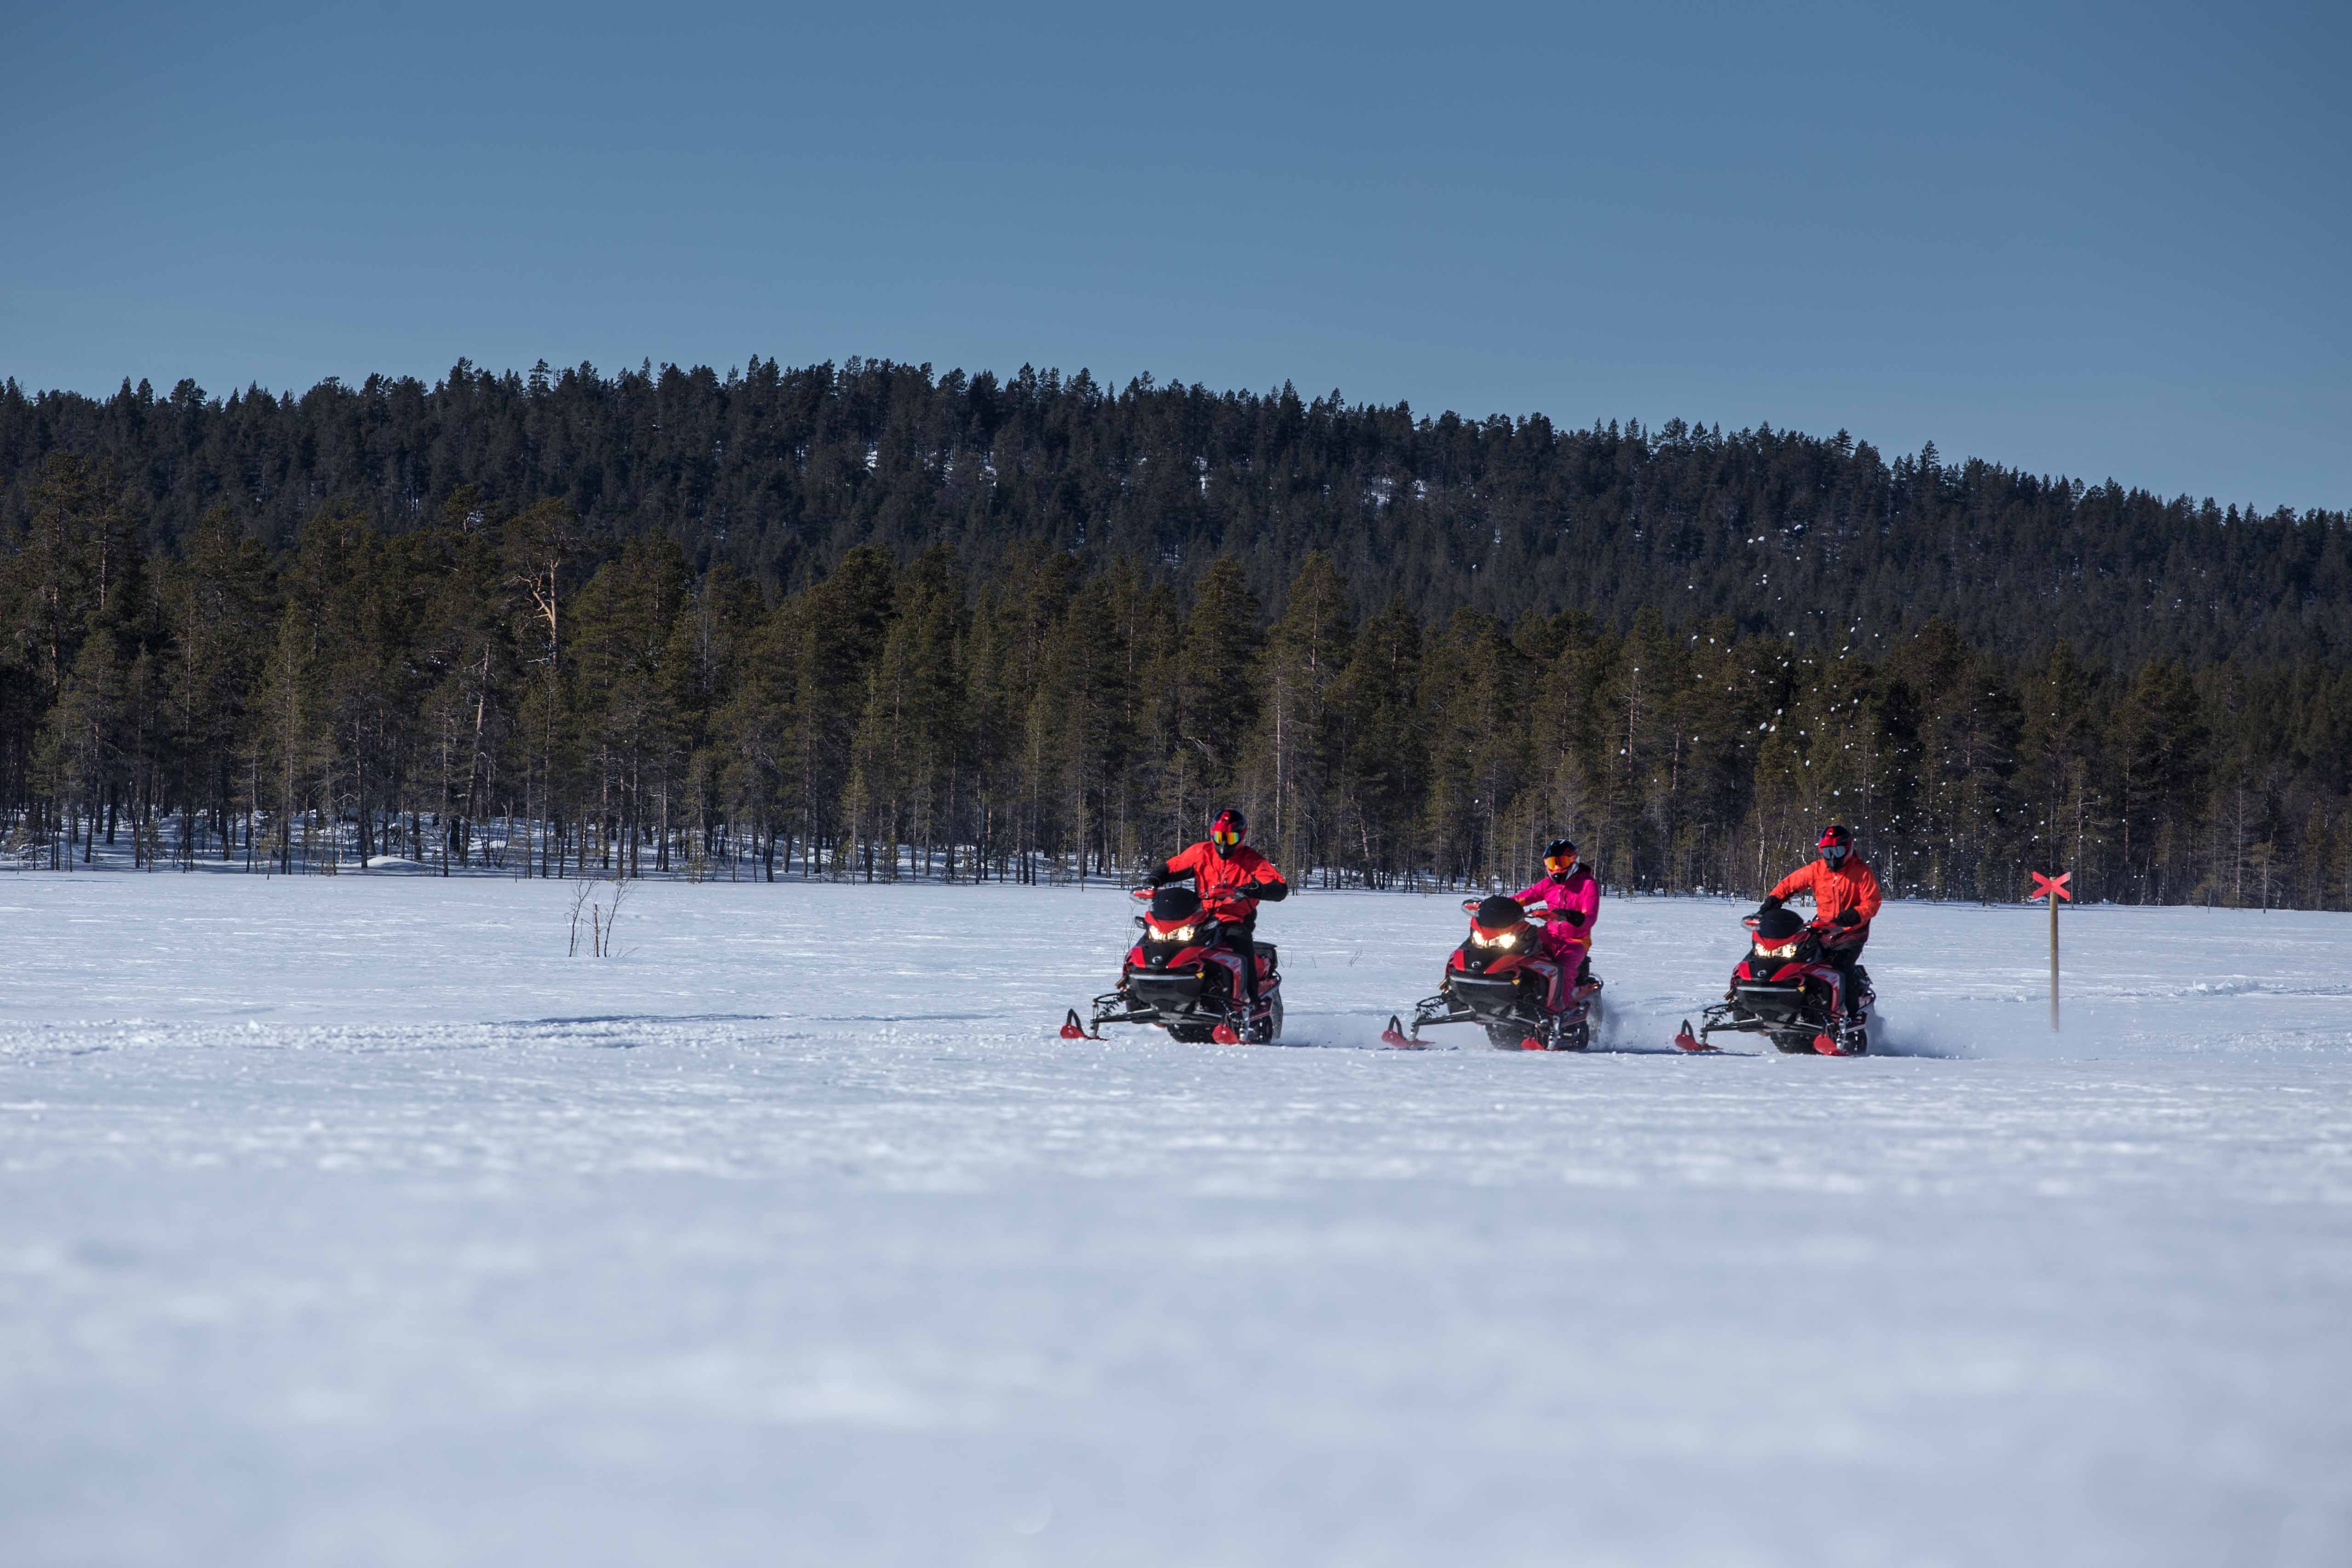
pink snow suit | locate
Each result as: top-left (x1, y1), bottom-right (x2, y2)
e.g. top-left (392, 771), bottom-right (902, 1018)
top-left (1514, 866), bottom-right (1598, 984)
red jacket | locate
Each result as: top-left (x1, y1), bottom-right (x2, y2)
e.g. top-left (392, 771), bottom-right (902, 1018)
top-left (1768, 856), bottom-right (1883, 928)
top-left (1156, 841), bottom-right (1287, 916)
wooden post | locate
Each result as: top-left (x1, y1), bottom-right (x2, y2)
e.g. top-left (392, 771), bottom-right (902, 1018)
top-left (2049, 883), bottom-right (2059, 1032)
top-left (2029, 871), bottom-right (2071, 1032)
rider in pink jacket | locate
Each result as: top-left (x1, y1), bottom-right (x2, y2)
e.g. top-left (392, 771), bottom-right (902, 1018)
top-left (1515, 839), bottom-right (1599, 989)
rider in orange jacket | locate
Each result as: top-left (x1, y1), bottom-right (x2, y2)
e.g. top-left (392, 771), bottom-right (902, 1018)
top-left (1144, 808), bottom-right (1287, 1003)
top-left (1762, 824), bottom-right (1882, 1015)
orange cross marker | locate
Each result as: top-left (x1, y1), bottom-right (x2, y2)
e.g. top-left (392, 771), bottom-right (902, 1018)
top-left (2028, 870), bottom-right (2069, 1029)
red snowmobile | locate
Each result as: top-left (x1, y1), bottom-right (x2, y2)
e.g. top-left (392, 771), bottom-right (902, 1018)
top-left (1673, 906), bottom-right (1875, 1055)
top-left (1382, 895), bottom-right (1603, 1051)
top-left (1060, 885), bottom-right (1284, 1045)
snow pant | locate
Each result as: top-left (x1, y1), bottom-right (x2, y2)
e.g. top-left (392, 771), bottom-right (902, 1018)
top-left (1822, 931), bottom-right (1869, 1013)
top-left (1536, 927), bottom-right (1588, 1007)
top-left (1221, 916), bottom-right (1261, 1004)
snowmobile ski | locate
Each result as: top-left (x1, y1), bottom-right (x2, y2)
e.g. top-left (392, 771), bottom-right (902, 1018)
top-left (1672, 1019), bottom-right (1719, 1052)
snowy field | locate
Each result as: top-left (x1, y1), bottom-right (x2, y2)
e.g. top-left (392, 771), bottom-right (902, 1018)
top-left (3, 874), bottom-right (2350, 1567)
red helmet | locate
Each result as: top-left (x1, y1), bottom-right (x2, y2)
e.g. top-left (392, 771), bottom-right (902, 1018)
top-left (1819, 824), bottom-right (1852, 865)
top-left (1210, 808), bottom-right (1247, 855)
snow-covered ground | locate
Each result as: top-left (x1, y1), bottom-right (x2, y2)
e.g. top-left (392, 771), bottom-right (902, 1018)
top-left (3, 874), bottom-right (2350, 1566)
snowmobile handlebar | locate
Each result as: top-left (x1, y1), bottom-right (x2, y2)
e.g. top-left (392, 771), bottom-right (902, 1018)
top-left (1134, 883), bottom-right (1257, 915)
top-left (1743, 910), bottom-right (1864, 946)
top-left (1461, 897), bottom-right (1552, 924)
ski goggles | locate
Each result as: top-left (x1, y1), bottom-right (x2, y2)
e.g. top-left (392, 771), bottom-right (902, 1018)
top-left (1544, 852), bottom-right (1578, 875)
top-left (1211, 827), bottom-right (1241, 847)
top-left (1821, 845), bottom-right (1849, 866)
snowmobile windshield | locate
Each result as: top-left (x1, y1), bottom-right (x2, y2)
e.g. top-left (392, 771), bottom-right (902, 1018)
top-left (1475, 896), bottom-right (1525, 927)
top-left (1150, 886), bottom-right (1202, 922)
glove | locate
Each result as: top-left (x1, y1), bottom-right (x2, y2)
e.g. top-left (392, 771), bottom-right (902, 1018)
top-left (1759, 894), bottom-right (1784, 913)
top-left (1558, 910), bottom-right (1584, 927)
top-left (1238, 879), bottom-right (1287, 901)
top-left (1833, 909), bottom-right (1860, 928)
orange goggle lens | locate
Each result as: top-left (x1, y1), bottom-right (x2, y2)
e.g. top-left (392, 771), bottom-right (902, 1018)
top-left (1212, 829), bottom-right (1240, 845)
top-left (1545, 854), bottom-right (1576, 873)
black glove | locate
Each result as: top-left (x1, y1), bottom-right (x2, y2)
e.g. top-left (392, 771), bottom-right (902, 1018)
top-left (1559, 910), bottom-right (1584, 927)
top-left (1833, 908), bottom-right (1860, 928)
top-left (1759, 894), bottom-right (1784, 913)
top-left (1238, 879), bottom-right (1287, 902)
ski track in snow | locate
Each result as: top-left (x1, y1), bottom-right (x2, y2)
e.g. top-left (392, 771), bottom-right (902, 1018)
top-left (2, 876), bottom-right (2350, 1566)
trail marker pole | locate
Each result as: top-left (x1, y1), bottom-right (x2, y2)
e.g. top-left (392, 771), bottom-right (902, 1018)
top-left (2028, 871), bottom-right (2071, 1030)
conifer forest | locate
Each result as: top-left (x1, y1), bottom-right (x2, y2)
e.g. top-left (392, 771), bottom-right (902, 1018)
top-left (2, 356), bottom-right (2348, 906)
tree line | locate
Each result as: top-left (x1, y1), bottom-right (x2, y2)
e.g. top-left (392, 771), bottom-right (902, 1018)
top-left (5, 442), bottom-right (2351, 907)
top-left (4, 358), bottom-right (2347, 675)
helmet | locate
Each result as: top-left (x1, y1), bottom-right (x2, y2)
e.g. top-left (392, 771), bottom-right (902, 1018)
top-left (1542, 838), bottom-right (1579, 876)
top-left (1210, 808), bottom-right (1247, 856)
top-left (1818, 824), bottom-right (1852, 866)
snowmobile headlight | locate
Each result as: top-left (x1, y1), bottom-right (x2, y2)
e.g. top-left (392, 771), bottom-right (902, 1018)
top-left (1755, 938), bottom-right (1798, 960)
top-left (1168, 924), bottom-right (1195, 942)
top-left (1496, 931), bottom-right (1519, 948)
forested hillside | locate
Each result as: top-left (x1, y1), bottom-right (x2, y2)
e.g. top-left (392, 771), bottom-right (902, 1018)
top-left (2, 358), bottom-right (2348, 905)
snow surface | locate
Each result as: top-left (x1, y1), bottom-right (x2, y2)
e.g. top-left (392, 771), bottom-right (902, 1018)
top-left (3, 874), bottom-right (2351, 1566)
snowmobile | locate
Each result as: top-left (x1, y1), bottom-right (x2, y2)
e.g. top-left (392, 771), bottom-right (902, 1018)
top-left (1060, 885), bottom-right (1284, 1044)
top-left (1673, 907), bottom-right (1875, 1055)
top-left (1381, 895), bottom-right (1603, 1051)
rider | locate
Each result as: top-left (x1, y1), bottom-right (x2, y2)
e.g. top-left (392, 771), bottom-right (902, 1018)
top-left (1761, 824), bottom-right (1882, 1015)
top-left (1144, 808), bottom-right (1288, 1009)
top-left (1514, 838), bottom-right (1599, 1001)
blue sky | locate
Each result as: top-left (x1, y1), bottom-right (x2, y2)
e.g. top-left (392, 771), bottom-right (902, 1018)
top-left (3, 0), bottom-right (2344, 508)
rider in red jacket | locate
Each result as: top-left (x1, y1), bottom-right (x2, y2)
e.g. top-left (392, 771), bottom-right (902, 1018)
top-left (1763, 824), bottom-right (1882, 1014)
top-left (1514, 838), bottom-right (1598, 989)
top-left (1145, 808), bottom-right (1288, 1003)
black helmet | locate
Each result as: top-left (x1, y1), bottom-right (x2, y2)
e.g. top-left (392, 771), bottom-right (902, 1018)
top-left (1475, 895), bottom-right (1526, 929)
top-left (1755, 907), bottom-right (1806, 942)
top-left (1542, 838), bottom-right (1580, 876)
top-left (1818, 824), bottom-right (1852, 866)
top-left (1151, 885), bottom-right (1203, 921)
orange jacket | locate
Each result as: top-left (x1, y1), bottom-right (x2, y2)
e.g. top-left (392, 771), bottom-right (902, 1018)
top-left (1156, 841), bottom-right (1287, 915)
top-left (1769, 856), bottom-right (1883, 928)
